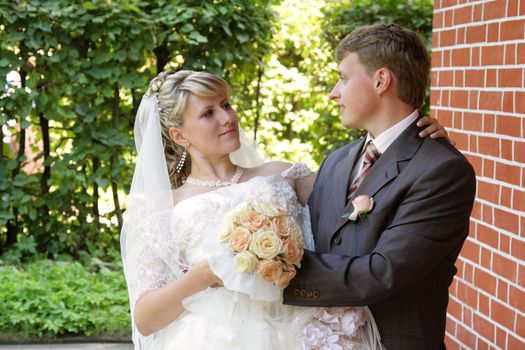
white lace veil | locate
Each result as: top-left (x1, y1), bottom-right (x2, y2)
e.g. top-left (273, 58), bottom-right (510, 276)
top-left (121, 91), bottom-right (265, 347)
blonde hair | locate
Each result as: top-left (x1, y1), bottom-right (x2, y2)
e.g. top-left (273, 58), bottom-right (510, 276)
top-left (147, 70), bottom-right (229, 188)
top-left (335, 24), bottom-right (430, 108)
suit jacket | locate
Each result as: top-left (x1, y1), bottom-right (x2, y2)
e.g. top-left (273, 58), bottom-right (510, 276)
top-left (283, 117), bottom-right (476, 350)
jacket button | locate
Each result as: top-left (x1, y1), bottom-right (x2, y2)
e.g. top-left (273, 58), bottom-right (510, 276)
top-left (306, 291), bottom-right (313, 298)
top-left (300, 289), bottom-right (307, 297)
top-left (333, 235), bottom-right (342, 245)
top-left (313, 291), bottom-right (320, 298)
top-left (293, 288), bottom-right (301, 296)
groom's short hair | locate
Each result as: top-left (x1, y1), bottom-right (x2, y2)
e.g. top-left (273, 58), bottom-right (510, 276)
top-left (336, 23), bottom-right (430, 108)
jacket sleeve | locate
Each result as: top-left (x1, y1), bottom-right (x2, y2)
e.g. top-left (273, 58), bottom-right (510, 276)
top-left (284, 156), bottom-right (476, 306)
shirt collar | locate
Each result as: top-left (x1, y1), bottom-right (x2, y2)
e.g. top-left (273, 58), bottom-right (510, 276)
top-left (364, 109), bottom-right (419, 154)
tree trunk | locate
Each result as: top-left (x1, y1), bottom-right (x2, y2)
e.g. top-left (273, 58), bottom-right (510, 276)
top-left (92, 156), bottom-right (100, 223)
top-left (154, 44), bottom-right (170, 74)
top-left (111, 84), bottom-right (123, 230)
top-left (253, 65), bottom-right (264, 141)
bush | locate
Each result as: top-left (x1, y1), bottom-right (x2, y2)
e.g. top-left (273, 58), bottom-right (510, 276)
top-left (0, 259), bottom-right (130, 341)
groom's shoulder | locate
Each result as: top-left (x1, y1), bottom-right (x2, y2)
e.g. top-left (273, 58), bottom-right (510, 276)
top-left (418, 137), bottom-right (475, 178)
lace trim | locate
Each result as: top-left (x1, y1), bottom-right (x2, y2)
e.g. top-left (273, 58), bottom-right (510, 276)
top-left (281, 162), bottom-right (313, 180)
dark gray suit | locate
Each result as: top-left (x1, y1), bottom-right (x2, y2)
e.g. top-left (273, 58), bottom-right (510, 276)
top-left (284, 117), bottom-right (476, 350)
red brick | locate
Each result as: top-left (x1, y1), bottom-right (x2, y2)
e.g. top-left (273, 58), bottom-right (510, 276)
top-left (445, 337), bottom-right (460, 350)
top-left (451, 90), bottom-right (469, 109)
top-left (456, 322), bottom-right (477, 349)
top-left (495, 162), bottom-right (522, 186)
top-left (511, 237), bottom-right (525, 261)
top-left (501, 139), bottom-right (513, 162)
top-left (507, 333), bottom-right (525, 350)
top-left (516, 314), bottom-right (525, 336)
top-left (508, 0), bottom-right (519, 16)
top-left (463, 112), bottom-right (483, 131)
top-left (461, 238), bottom-right (481, 264)
top-left (453, 111), bottom-right (463, 129)
top-left (482, 203), bottom-right (493, 225)
top-left (466, 24), bottom-right (487, 44)
top-left (487, 22), bottom-right (500, 42)
top-left (513, 189), bottom-right (525, 212)
top-left (500, 185), bottom-right (512, 207)
top-left (519, 265), bottom-right (525, 288)
top-left (500, 19), bottom-right (525, 41)
top-left (518, 43), bottom-right (525, 64)
top-left (448, 295), bottom-right (462, 320)
top-left (496, 327), bottom-right (508, 350)
top-left (432, 51), bottom-right (442, 68)
top-left (464, 262), bottom-right (474, 284)
top-left (494, 208), bottom-right (519, 236)
top-left (521, 0), bottom-right (525, 16)
top-left (471, 46), bottom-right (481, 66)
top-left (454, 5), bottom-right (472, 25)
top-left (477, 223), bottom-right (498, 248)
top-left (465, 69), bottom-right (485, 87)
top-left (515, 141), bottom-right (525, 163)
top-left (449, 131), bottom-right (468, 150)
top-left (479, 91), bottom-right (501, 111)
top-left (509, 284), bottom-right (525, 311)
top-left (456, 27), bottom-right (465, 45)
top-left (492, 299), bottom-right (516, 331)
top-left (486, 69), bottom-right (497, 88)
top-left (443, 49), bottom-right (451, 67)
top-left (478, 180), bottom-right (499, 204)
top-left (473, 312), bottom-right (496, 341)
top-left (505, 43), bottom-right (517, 65)
top-left (498, 68), bottom-right (523, 88)
top-left (497, 115), bottom-right (522, 137)
top-left (441, 29), bottom-right (456, 47)
top-left (479, 291), bottom-right (490, 314)
top-left (484, 1), bottom-right (506, 21)
top-left (446, 316), bottom-right (457, 336)
top-left (483, 158), bottom-right (495, 178)
top-left (469, 134), bottom-right (478, 153)
top-left (444, 6), bottom-right (454, 26)
top-left (492, 251), bottom-right (517, 282)
top-left (477, 338), bottom-right (490, 350)
top-left (475, 266), bottom-right (497, 296)
top-left (469, 90), bottom-right (479, 110)
top-left (440, 70), bottom-right (454, 86)
top-left (480, 247), bottom-right (493, 270)
top-left (454, 70), bottom-right (465, 87)
top-left (502, 92), bottom-right (514, 113)
top-left (478, 136), bottom-right (500, 157)
top-left (516, 91), bottom-right (525, 114)
top-left (482, 46), bottom-right (505, 66)
top-left (499, 233), bottom-right (510, 254)
top-left (473, 4), bottom-right (483, 21)
top-left (484, 114), bottom-right (495, 132)
top-left (497, 279), bottom-right (509, 303)
top-left (434, 11), bottom-right (444, 29)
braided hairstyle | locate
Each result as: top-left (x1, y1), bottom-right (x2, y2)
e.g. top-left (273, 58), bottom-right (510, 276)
top-left (146, 70), bottom-right (229, 188)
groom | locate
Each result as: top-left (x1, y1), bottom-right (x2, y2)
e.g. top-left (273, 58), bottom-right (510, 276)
top-left (284, 24), bottom-right (476, 350)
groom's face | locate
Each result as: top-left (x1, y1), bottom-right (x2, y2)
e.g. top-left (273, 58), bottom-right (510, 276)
top-left (329, 52), bottom-right (380, 129)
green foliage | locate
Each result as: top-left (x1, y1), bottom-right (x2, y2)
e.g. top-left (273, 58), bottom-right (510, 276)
top-left (0, 0), bottom-right (276, 260)
top-left (0, 259), bottom-right (130, 339)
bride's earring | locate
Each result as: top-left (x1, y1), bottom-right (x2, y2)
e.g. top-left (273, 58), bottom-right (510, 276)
top-left (176, 148), bottom-right (187, 173)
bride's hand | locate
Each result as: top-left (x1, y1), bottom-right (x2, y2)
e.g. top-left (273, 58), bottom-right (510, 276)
top-left (417, 116), bottom-right (454, 145)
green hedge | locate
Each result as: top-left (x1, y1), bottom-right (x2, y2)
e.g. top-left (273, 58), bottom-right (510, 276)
top-left (0, 259), bottom-right (130, 340)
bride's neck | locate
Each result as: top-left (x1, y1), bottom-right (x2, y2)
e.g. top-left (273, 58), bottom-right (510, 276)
top-left (189, 155), bottom-right (237, 180)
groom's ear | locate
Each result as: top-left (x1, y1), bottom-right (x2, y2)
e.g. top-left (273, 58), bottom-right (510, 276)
top-left (169, 126), bottom-right (190, 148)
top-left (374, 68), bottom-right (393, 96)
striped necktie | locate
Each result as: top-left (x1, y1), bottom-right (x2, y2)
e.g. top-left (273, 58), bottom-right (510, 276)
top-left (348, 141), bottom-right (382, 200)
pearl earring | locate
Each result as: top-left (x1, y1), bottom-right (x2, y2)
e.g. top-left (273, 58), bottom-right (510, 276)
top-left (176, 148), bottom-right (187, 173)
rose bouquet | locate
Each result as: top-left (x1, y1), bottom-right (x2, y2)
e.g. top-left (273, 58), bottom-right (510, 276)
top-left (217, 199), bottom-right (304, 287)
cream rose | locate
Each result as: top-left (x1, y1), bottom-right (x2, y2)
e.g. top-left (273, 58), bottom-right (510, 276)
top-left (276, 262), bottom-right (297, 287)
top-left (218, 220), bottom-right (235, 242)
top-left (256, 259), bottom-right (284, 283)
top-left (228, 226), bottom-right (252, 252)
top-left (249, 230), bottom-right (283, 260)
top-left (234, 251), bottom-right (258, 273)
top-left (282, 236), bottom-right (304, 266)
top-left (241, 209), bottom-right (270, 232)
top-left (251, 199), bottom-right (280, 218)
top-left (270, 215), bottom-right (293, 238)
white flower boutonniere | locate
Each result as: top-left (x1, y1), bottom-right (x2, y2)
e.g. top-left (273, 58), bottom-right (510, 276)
top-left (343, 195), bottom-right (374, 222)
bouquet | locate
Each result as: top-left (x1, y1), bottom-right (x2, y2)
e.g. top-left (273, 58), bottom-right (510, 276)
top-left (218, 199), bottom-right (304, 286)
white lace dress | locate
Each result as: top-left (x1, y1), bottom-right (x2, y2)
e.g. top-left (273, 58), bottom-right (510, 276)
top-left (124, 163), bottom-right (378, 350)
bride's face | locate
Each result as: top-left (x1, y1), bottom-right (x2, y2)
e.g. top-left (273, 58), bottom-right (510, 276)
top-left (179, 93), bottom-right (241, 159)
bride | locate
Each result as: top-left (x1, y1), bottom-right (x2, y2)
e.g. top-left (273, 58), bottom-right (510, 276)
top-left (121, 70), bottom-right (448, 349)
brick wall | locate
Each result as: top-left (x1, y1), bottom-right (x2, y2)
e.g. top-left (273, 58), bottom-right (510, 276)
top-left (431, 1), bottom-right (525, 349)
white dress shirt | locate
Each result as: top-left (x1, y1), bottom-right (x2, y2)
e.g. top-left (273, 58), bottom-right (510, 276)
top-left (350, 109), bottom-right (419, 184)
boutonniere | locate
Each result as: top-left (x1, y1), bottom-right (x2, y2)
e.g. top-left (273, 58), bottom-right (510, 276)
top-left (342, 195), bottom-right (374, 222)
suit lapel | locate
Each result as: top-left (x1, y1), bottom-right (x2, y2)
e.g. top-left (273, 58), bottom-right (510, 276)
top-left (329, 117), bottom-right (425, 236)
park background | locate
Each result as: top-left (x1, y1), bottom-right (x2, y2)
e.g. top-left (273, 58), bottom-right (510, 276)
top-left (0, 0), bottom-right (523, 349)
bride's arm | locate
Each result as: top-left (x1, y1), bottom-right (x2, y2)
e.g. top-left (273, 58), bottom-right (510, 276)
top-left (134, 259), bottom-right (220, 336)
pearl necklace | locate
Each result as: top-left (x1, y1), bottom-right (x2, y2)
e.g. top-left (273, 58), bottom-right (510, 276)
top-left (186, 166), bottom-right (244, 187)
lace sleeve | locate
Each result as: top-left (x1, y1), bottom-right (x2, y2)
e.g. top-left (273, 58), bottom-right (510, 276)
top-left (280, 162), bottom-right (314, 180)
top-left (123, 209), bottom-right (184, 308)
